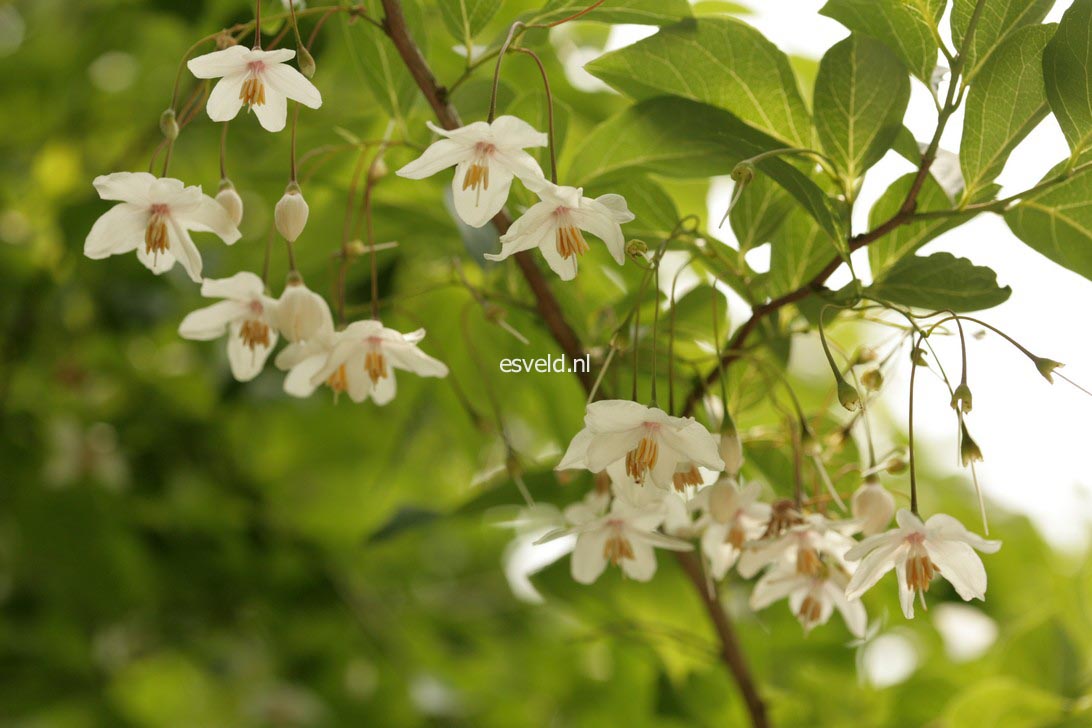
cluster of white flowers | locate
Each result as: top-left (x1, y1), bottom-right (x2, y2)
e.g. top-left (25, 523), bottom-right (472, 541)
top-left (525, 400), bottom-right (1002, 638)
top-left (396, 116), bottom-right (634, 281)
top-left (83, 46), bottom-right (448, 405)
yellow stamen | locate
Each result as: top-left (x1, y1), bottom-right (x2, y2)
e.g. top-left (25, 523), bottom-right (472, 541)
top-left (798, 594), bottom-right (823, 625)
top-left (672, 464), bottom-right (703, 491)
top-left (462, 162), bottom-right (490, 192)
top-left (625, 435), bottom-right (659, 483)
top-left (556, 224), bottom-right (589, 259)
top-left (905, 552), bottom-right (937, 593)
top-left (603, 531), bottom-right (635, 566)
top-left (796, 546), bottom-right (822, 576)
top-left (239, 319), bottom-right (271, 351)
top-left (326, 364), bottom-right (348, 394)
top-left (240, 76), bottom-right (266, 107)
top-left (725, 524), bottom-right (746, 550)
top-left (145, 206), bottom-right (169, 257)
top-left (364, 346), bottom-right (387, 385)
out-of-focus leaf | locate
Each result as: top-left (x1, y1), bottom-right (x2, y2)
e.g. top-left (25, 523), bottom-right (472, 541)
top-left (950, 0), bottom-right (1054, 83)
top-left (1043, 0), bottom-right (1092, 160)
top-left (960, 24), bottom-right (1054, 199)
top-left (868, 252), bottom-right (1012, 312)
top-left (942, 677), bottom-right (1065, 728)
top-left (527, 0), bottom-right (691, 26)
top-left (439, 0), bottom-right (504, 49)
top-left (586, 17), bottom-right (814, 148)
top-left (814, 34), bottom-right (910, 183)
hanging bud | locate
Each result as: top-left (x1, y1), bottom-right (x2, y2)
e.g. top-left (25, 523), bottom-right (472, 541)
top-left (707, 479), bottom-right (741, 524)
top-left (626, 239), bottom-right (648, 260)
top-left (885, 454), bottom-right (908, 475)
top-left (275, 181), bottom-right (309, 243)
top-left (297, 46), bottom-right (317, 78)
top-left (730, 161), bottom-right (755, 184)
top-left (368, 156), bottom-right (388, 184)
top-left (861, 368), bottom-right (883, 391)
top-left (911, 347), bottom-right (929, 367)
top-left (276, 275), bottom-right (329, 343)
top-left (1033, 356), bottom-right (1064, 384)
top-left (960, 421), bottom-right (983, 467)
top-left (951, 382), bottom-right (973, 414)
top-left (851, 477), bottom-right (896, 536)
top-left (159, 109), bottom-right (179, 141)
top-left (215, 179), bottom-right (244, 227)
top-left (837, 376), bottom-right (862, 411)
top-left (718, 420), bottom-right (744, 477)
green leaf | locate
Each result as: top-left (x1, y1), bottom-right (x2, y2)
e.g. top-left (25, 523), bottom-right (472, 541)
top-left (586, 17), bottom-right (813, 148)
top-left (344, 0), bottom-right (426, 125)
top-left (867, 173), bottom-right (962, 276)
top-left (439, 0), bottom-right (503, 49)
top-left (814, 34), bottom-right (910, 183)
top-left (768, 202), bottom-right (840, 296)
top-left (691, 1), bottom-right (751, 16)
top-left (1043, 0), bottom-right (1092, 160)
top-left (567, 99), bottom-right (842, 239)
top-left (960, 24), bottom-right (1054, 198)
top-left (820, 0), bottom-right (941, 81)
top-left (527, 0), bottom-right (691, 26)
top-left (730, 175), bottom-right (794, 252)
top-left (1005, 164), bottom-right (1092, 281)
top-left (950, 0), bottom-right (1054, 83)
top-left (943, 677), bottom-right (1065, 728)
top-left (869, 252), bottom-right (1012, 312)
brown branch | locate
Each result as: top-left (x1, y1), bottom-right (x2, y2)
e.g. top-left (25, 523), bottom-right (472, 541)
top-left (675, 552), bottom-right (769, 728)
top-left (379, 0), bottom-right (593, 393)
top-left (376, 4), bottom-right (766, 726)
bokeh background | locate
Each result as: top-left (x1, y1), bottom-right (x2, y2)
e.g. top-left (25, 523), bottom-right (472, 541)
top-left (1, 0), bottom-right (1090, 726)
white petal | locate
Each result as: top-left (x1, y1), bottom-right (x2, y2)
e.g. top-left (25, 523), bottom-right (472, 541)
top-left (844, 540), bottom-right (904, 601)
top-left (895, 560), bottom-right (916, 618)
top-left (660, 421), bottom-right (724, 471)
top-left (828, 584), bottom-right (868, 639)
top-left (571, 530), bottom-right (610, 584)
top-left (557, 428), bottom-right (593, 470)
top-left (925, 513), bottom-right (1002, 553)
top-left (385, 344), bottom-right (449, 378)
top-left (484, 208), bottom-right (555, 262)
top-left (571, 198), bottom-right (628, 265)
top-left (489, 115), bottom-right (548, 149)
top-left (92, 172), bottom-right (155, 203)
top-left (227, 321), bottom-right (275, 382)
top-left (451, 158), bottom-right (514, 228)
top-left (895, 508), bottom-right (926, 532)
top-left (182, 196), bottom-right (242, 245)
top-left (370, 371), bottom-right (398, 405)
top-left (262, 62), bottom-right (322, 109)
top-left (595, 193), bottom-right (636, 222)
top-left (84, 203), bottom-right (146, 259)
top-left (585, 428), bottom-right (644, 472)
top-left (622, 541), bottom-right (657, 581)
top-left (187, 45), bottom-right (250, 79)
top-left (750, 571), bottom-right (803, 610)
top-left (205, 72), bottom-right (247, 122)
top-left (284, 354), bottom-right (326, 398)
top-left (252, 87), bottom-right (289, 132)
top-left (396, 139), bottom-right (469, 179)
top-left (136, 243), bottom-right (176, 275)
top-left (178, 300), bottom-right (245, 341)
top-left (250, 48), bottom-right (297, 65)
top-left (925, 539), bottom-right (988, 601)
top-left (167, 217), bottom-right (203, 282)
top-left (427, 119), bottom-right (492, 143)
top-left (492, 147), bottom-right (546, 186)
top-left (200, 271), bottom-right (265, 301)
top-left (539, 235), bottom-right (579, 280)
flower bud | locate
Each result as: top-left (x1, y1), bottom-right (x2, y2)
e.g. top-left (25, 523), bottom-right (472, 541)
top-left (277, 278), bottom-right (329, 343)
top-left (951, 383), bottom-right (973, 414)
top-left (960, 422), bottom-right (983, 467)
top-left (885, 455), bottom-right (908, 475)
top-left (275, 181), bottom-right (309, 243)
top-left (730, 162), bottom-right (755, 184)
top-left (719, 424), bottom-right (744, 477)
top-left (860, 368), bottom-right (883, 391)
top-left (626, 239), bottom-right (648, 260)
top-left (707, 480), bottom-right (740, 524)
top-left (851, 478), bottom-right (896, 536)
top-left (297, 46), bottom-right (316, 79)
top-left (159, 109), bottom-right (179, 141)
top-left (1033, 356), bottom-right (1063, 384)
top-left (837, 377), bottom-right (861, 411)
top-left (368, 157), bottom-right (388, 183)
top-left (216, 179), bottom-right (244, 226)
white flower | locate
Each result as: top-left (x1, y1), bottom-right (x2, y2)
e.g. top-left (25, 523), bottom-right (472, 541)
top-left (557, 400), bottom-right (724, 491)
top-left (695, 479), bottom-right (770, 580)
top-left (274, 182), bottom-right (309, 242)
top-left (851, 480), bottom-right (897, 536)
top-left (484, 181), bottom-right (634, 281)
top-left (606, 460), bottom-right (692, 536)
top-left (396, 116), bottom-right (547, 227)
top-left (216, 180), bottom-right (244, 227)
top-left (309, 320), bottom-right (448, 405)
top-left (750, 560), bottom-right (867, 638)
top-left (547, 486), bottom-right (691, 584)
top-left (85, 172), bottom-right (241, 282)
top-left (275, 320), bottom-right (340, 399)
top-left (276, 280), bottom-right (331, 343)
top-left (178, 272), bottom-right (278, 381)
top-left (187, 46), bottom-right (322, 132)
top-left (737, 514), bottom-right (856, 579)
top-left (845, 509), bottom-right (1001, 619)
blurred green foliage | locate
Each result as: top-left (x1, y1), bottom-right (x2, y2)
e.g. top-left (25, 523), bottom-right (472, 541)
top-left (1, 0), bottom-right (1091, 726)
